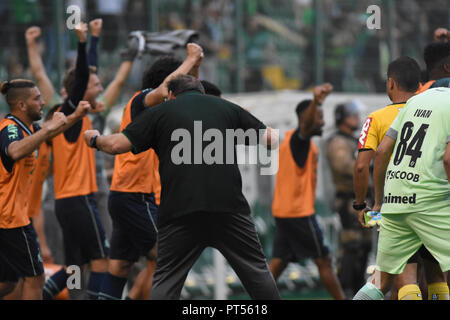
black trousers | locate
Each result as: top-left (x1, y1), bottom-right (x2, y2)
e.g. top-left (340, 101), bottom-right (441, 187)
top-left (150, 212), bottom-right (280, 300)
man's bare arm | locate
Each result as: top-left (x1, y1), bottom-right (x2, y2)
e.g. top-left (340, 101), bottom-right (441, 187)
top-left (25, 27), bottom-right (55, 106)
top-left (43, 101), bottom-right (92, 140)
top-left (354, 149), bottom-right (375, 204)
top-left (262, 127), bottom-right (279, 149)
top-left (372, 136), bottom-right (396, 211)
top-left (144, 43), bottom-right (204, 107)
top-left (33, 211), bottom-right (53, 263)
top-left (353, 149), bottom-right (375, 227)
top-left (7, 113), bottom-right (67, 161)
top-left (90, 18), bottom-right (136, 109)
top-left (300, 83), bottom-right (332, 137)
top-left (9, 100), bottom-right (91, 161)
top-left (102, 61), bottom-right (134, 108)
top-left (84, 130), bottom-right (132, 155)
top-left (187, 52), bottom-right (203, 79)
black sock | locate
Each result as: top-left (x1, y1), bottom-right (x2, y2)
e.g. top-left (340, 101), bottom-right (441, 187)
top-left (87, 272), bottom-right (107, 300)
top-left (97, 273), bottom-right (127, 300)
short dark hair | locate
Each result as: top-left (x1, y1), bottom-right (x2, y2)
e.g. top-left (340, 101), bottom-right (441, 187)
top-left (200, 80), bottom-right (222, 97)
top-left (142, 55), bottom-right (182, 90)
top-left (424, 42), bottom-right (450, 73)
top-left (63, 66), bottom-right (97, 94)
top-left (167, 75), bottom-right (205, 96)
top-left (295, 99), bottom-right (312, 117)
top-left (387, 56), bottom-right (421, 92)
top-left (0, 79), bottom-right (36, 107)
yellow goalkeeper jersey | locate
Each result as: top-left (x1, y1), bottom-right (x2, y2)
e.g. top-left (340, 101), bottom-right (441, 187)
top-left (358, 103), bottom-right (406, 151)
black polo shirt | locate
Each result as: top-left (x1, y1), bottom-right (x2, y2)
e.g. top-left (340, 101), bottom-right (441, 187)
top-left (122, 90), bottom-right (267, 227)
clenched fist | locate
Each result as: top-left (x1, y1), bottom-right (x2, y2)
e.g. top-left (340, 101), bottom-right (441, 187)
top-left (434, 28), bottom-right (449, 42)
top-left (84, 129), bottom-right (101, 148)
top-left (46, 112), bottom-right (67, 132)
top-left (89, 19), bottom-right (103, 37)
top-left (25, 26), bottom-right (41, 45)
top-left (186, 43), bottom-right (204, 62)
top-left (313, 83), bottom-right (333, 105)
top-left (74, 101), bottom-right (92, 118)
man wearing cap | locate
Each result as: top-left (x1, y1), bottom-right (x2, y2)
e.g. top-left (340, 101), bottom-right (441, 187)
top-left (269, 83), bottom-right (345, 300)
top-left (326, 102), bottom-right (370, 298)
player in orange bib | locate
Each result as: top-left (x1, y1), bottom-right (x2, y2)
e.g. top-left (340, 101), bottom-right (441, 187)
top-left (0, 79), bottom-right (90, 299)
top-left (96, 43), bottom-right (203, 300)
top-left (3, 139), bottom-right (52, 300)
top-left (41, 23), bottom-right (109, 300)
top-left (269, 84), bottom-right (345, 300)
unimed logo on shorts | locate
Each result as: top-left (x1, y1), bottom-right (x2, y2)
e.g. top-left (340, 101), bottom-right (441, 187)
top-left (170, 121), bottom-right (279, 176)
top-left (383, 193), bottom-right (417, 205)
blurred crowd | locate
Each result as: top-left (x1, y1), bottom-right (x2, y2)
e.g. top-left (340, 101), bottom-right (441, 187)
top-left (1, 0), bottom-right (448, 113)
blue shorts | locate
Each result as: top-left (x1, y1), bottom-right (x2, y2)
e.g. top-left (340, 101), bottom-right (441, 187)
top-left (272, 215), bottom-right (329, 262)
top-left (108, 191), bottom-right (158, 262)
top-left (0, 223), bottom-right (44, 282)
top-left (55, 194), bottom-right (110, 266)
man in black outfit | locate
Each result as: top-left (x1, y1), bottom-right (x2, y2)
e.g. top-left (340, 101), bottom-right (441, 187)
top-left (83, 75), bottom-right (280, 300)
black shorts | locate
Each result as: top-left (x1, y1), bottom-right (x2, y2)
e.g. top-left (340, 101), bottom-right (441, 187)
top-left (108, 191), bottom-right (158, 262)
top-left (55, 194), bottom-right (109, 266)
top-left (0, 223), bottom-right (44, 282)
top-left (272, 215), bottom-right (330, 262)
top-left (407, 244), bottom-right (440, 264)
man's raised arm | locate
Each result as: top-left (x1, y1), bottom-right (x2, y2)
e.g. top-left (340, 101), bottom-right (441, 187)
top-left (144, 43), bottom-right (204, 107)
top-left (25, 26), bottom-right (55, 106)
top-left (300, 83), bottom-right (332, 137)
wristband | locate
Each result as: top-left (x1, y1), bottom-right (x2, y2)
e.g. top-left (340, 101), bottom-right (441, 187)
top-left (352, 201), bottom-right (367, 211)
top-left (90, 135), bottom-right (100, 150)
